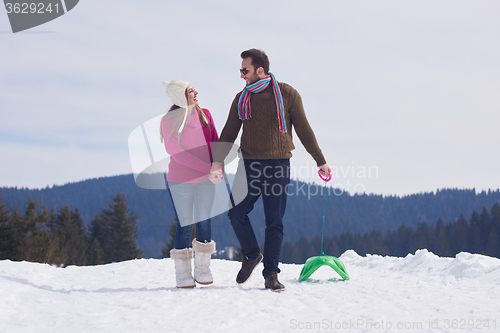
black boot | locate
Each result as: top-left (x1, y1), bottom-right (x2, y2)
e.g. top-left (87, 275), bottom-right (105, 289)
top-left (264, 273), bottom-right (285, 292)
top-left (236, 253), bottom-right (263, 284)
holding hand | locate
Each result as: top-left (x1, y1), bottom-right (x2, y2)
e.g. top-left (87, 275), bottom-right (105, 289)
top-left (209, 162), bottom-right (223, 184)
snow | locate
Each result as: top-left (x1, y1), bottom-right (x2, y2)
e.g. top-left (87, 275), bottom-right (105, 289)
top-left (1, 250), bottom-right (500, 333)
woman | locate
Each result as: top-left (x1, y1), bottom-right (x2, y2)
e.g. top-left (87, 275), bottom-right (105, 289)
top-left (160, 79), bottom-right (219, 288)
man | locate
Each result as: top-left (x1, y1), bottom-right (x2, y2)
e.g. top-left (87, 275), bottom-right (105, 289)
top-left (210, 49), bottom-right (330, 292)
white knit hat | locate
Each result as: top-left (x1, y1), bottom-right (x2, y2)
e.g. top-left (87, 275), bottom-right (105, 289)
top-left (162, 80), bottom-right (190, 107)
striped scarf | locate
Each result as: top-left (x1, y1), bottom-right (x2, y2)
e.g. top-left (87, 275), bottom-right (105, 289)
top-left (237, 72), bottom-right (287, 133)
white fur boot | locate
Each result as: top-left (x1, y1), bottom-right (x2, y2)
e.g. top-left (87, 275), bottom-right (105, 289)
top-left (170, 248), bottom-right (195, 288)
top-left (192, 240), bottom-right (216, 285)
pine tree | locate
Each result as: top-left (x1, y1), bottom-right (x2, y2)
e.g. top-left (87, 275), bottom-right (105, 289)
top-left (490, 203), bottom-right (500, 258)
top-left (52, 206), bottom-right (88, 266)
top-left (384, 229), bottom-right (400, 256)
top-left (372, 230), bottom-right (387, 256)
top-left (98, 193), bottom-right (142, 263)
top-left (478, 207), bottom-right (492, 251)
top-left (338, 231), bottom-right (356, 255)
top-left (17, 200), bottom-right (55, 263)
top-left (8, 209), bottom-right (25, 261)
top-left (88, 216), bottom-right (105, 246)
top-left (71, 208), bottom-right (88, 265)
top-left (0, 204), bottom-right (13, 260)
top-left (468, 210), bottom-right (482, 254)
top-left (359, 233), bottom-right (373, 256)
top-left (485, 228), bottom-right (498, 257)
top-left (396, 224), bottom-right (413, 256)
top-left (409, 228), bottom-right (426, 254)
top-left (35, 201), bottom-right (60, 265)
top-left (86, 215), bottom-right (106, 265)
top-left (8, 200), bottom-right (60, 264)
top-left (434, 218), bottom-right (451, 257)
top-left (491, 202), bottom-right (500, 228)
top-left (86, 238), bottom-right (104, 265)
top-left (17, 200), bottom-right (38, 261)
top-left (450, 215), bottom-right (469, 255)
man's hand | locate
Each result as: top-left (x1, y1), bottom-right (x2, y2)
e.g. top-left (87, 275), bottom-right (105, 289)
top-left (209, 162), bottom-right (223, 184)
top-left (318, 164), bottom-right (331, 179)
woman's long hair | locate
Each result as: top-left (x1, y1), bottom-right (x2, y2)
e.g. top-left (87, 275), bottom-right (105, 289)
top-left (160, 88), bottom-right (211, 143)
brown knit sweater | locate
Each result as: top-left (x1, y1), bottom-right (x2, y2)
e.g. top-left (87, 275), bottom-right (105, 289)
top-left (216, 82), bottom-right (326, 167)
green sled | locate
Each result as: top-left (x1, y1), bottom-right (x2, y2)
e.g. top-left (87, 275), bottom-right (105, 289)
top-left (299, 254), bottom-right (350, 281)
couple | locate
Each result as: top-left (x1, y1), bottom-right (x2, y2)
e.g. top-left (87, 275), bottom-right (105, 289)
top-left (161, 49), bottom-right (331, 292)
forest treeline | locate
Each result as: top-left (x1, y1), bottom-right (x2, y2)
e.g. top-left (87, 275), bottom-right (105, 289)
top-left (281, 202), bottom-right (500, 264)
top-left (2, 174), bottom-right (500, 257)
top-left (1, 193), bottom-right (499, 266)
top-left (0, 193), bottom-right (141, 266)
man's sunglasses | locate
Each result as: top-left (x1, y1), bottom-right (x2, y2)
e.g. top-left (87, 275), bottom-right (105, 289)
top-left (239, 67), bottom-right (256, 75)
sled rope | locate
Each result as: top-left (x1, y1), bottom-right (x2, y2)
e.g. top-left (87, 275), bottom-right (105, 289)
top-left (321, 179), bottom-right (326, 256)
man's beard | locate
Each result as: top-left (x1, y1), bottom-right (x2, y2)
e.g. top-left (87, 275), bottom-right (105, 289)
top-left (247, 74), bottom-right (262, 86)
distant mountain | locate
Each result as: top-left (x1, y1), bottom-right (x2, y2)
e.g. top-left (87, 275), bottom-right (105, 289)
top-left (1, 174), bottom-right (499, 258)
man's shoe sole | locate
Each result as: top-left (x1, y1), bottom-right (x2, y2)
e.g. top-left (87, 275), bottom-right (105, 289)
top-left (266, 286), bottom-right (285, 292)
top-left (236, 254), bottom-right (263, 284)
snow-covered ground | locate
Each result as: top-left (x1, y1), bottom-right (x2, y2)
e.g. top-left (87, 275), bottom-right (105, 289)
top-left (1, 250), bottom-right (499, 333)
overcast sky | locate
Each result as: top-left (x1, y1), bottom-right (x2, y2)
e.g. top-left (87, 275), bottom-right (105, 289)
top-left (1, 0), bottom-right (499, 196)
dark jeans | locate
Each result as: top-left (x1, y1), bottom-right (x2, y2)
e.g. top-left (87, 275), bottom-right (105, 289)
top-left (228, 159), bottom-right (290, 277)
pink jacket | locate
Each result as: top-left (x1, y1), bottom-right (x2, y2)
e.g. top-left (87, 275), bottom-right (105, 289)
top-left (162, 108), bottom-right (219, 183)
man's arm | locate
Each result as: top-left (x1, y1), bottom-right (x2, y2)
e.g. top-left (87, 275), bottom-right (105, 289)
top-left (287, 86), bottom-right (327, 167)
top-left (209, 96), bottom-right (242, 184)
top-left (213, 96), bottom-right (242, 163)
